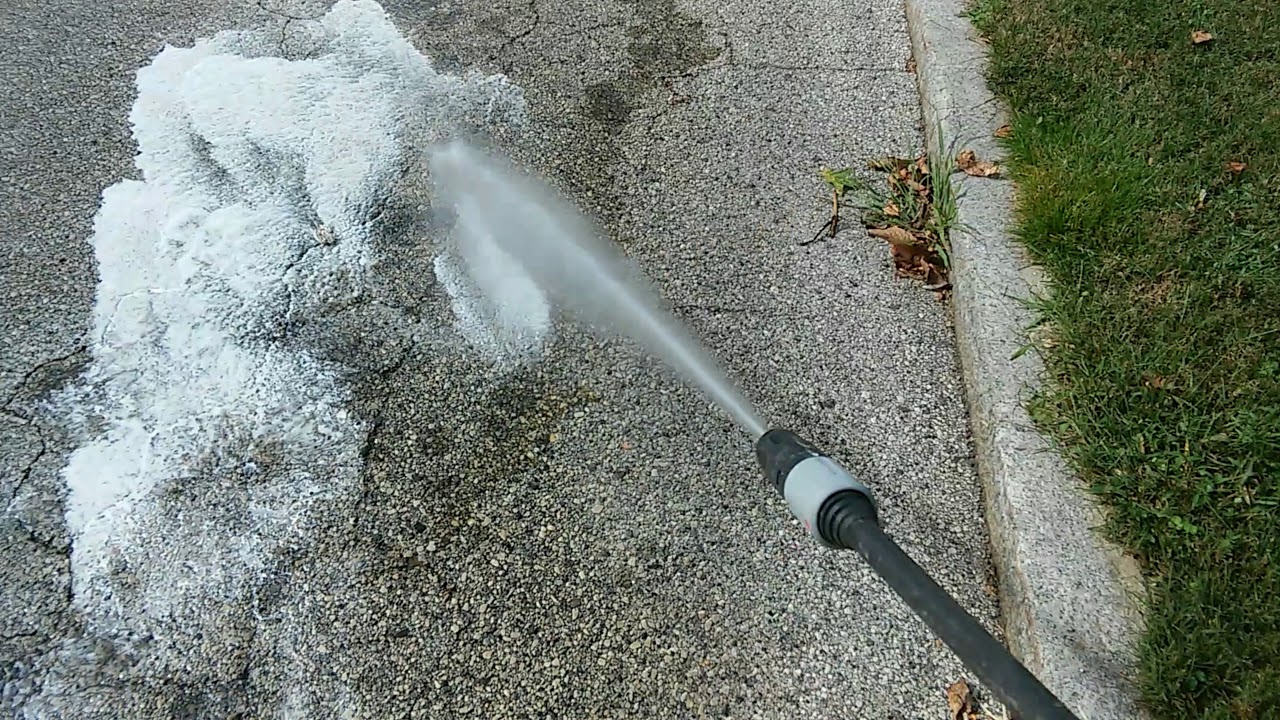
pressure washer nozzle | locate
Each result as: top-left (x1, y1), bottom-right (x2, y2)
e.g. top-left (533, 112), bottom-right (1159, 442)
top-left (753, 429), bottom-right (1081, 720)
top-left (754, 428), bottom-right (877, 548)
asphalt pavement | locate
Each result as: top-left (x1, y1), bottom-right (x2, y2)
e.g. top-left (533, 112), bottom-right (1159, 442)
top-left (1, 0), bottom-right (998, 717)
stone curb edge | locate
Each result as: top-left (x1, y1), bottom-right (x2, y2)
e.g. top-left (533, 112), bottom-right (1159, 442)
top-left (902, 0), bottom-right (1151, 717)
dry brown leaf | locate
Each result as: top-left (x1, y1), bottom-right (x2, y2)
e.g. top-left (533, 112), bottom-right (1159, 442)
top-left (946, 679), bottom-right (978, 720)
top-left (889, 243), bottom-right (927, 274)
top-left (874, 225), bottom-right (928, 277)
top-left (884, 201), bottom-right (901, 217)
top-left (924, 262), bottom-right (949, 291)
top-left (957, 149), bottom-right (1002, 177)
top-left (1191, 30), bottom-right (1214, 44)
top-left (916, 156), bottom-right (930, 175)
top-left (1227, 161), bottom-right (1247, 174)
top-left (994, 124), bottom-right (1013, 139)
top-left (868, 226), bottom-right (919, 247)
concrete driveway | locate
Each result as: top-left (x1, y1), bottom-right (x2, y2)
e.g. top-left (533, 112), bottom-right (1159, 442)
top-left (1, 0), bottom-right (996, 716)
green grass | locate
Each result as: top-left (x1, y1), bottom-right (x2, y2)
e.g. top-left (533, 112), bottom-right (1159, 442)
top-left (968, 0), bottom-right (1280, 717)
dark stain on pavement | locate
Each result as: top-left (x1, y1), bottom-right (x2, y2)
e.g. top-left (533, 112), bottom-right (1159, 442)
top-left (583, 81), bottom-right (635, 134)
top-left (559, 0), bottom-right (721, 229)
top-left (620, 0), bottom-right (721, 83)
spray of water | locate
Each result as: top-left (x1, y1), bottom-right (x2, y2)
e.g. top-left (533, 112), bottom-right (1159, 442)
top-left (429, 140), bottom-right (768, 438)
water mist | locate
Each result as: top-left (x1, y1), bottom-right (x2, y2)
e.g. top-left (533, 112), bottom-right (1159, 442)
top-left (429, 140), bottom-right (767, 438)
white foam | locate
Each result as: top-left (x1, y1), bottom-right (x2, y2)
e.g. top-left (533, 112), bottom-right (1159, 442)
top-left (46, 0), bottom-right (526, 680)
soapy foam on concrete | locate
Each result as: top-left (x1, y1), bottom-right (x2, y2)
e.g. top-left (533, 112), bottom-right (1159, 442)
top-left (17, 1), bottom-right (537, 714)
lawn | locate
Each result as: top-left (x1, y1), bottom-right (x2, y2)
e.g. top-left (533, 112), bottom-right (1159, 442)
top-left (967, 0), bottom-right (1280, 717)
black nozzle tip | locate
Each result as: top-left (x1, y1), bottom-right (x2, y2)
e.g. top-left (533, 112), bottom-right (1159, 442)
top-left (755, 428), bottom-right (824, 495)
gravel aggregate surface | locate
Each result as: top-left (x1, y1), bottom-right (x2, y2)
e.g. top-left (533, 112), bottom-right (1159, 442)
top-left (0, 0), bottom-right (998, 716)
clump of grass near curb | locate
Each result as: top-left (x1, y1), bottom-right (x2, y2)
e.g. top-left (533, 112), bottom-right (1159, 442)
top-left (970, 0), bottom-right (1280, 716)
top-left (812, 150), bottom-right (959, 292)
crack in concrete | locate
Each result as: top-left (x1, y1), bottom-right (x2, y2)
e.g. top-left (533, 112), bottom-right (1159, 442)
top-left (97, 289), bottom-right (185, 349)
top-left (253, 0), bottom-right (325, 23)
top-left (631, 27), bottom-right (905, 176)
top-left (282, 234), bottom-right (329, 279)
top-left (2, 347), bottom-right (84, 563)
top-left (6, 431), bottom-right (48, 514)
top-left (3, 345), bottom-right (88, 417)
top-left (490, 0), bottom-right (541, 63)
top-left (493, 19), bottom-right (632, 72)
top-left (629, 28), bottom-right (734, 142)
top-left (671, 303), bottom-right (748, 315)
top-left (358, 415), bottom-right (385, 466)
top-left (6, 429), bottom-right (70, 563)
top-left (4, 345), bottom-right (86, 516)
top-left (738, 61), bottom-right (905, 73)
top-left (544, 19), bottom-right (627, 34)
top-left (253, 0), bottom-right (325, 56)
top-left (277, 19), bottom-right (293, 55)
top-left (279, 234), bottom-right (337, 328)
top-left (658, 32), bottom-right (900, 80)
top-left (656, 26), bottom-right (734, 84)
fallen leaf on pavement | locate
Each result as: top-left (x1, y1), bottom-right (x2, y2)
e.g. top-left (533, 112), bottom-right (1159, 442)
top-left (1191, 30), bottom-right (1214, 44)
top-left (868, 226), bottom-right (918, 247)
top-left (620, 440), bottom-right (634, 450)
top-left (994, 124), bottom-right (1012, 138)
top-left (869, 226), bottom-right (944, 284)
top-left (957, 149), bottom-right (1002, 177)
top-left (889, 243), bottom-right (931, 279)
top-left (968, 162), bottom-right (1001, 177)
top-left (1226, 161), bottom-right (1246, 174)
top-left (924, 262), bottom-right (949, 291)
top-left (946, 679), bottom-right (979, 720)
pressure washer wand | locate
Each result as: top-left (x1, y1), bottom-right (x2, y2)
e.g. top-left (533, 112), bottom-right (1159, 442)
top-left (756, 429), bottom-right (1082, 720)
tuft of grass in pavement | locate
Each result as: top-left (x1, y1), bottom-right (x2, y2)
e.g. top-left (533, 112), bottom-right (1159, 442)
top-left (863, 148), bottom-right (960, 258)
top-left (970, 0), bottom-right (1280, 717)
top-left (836, 148), bottom-right (958, 289)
